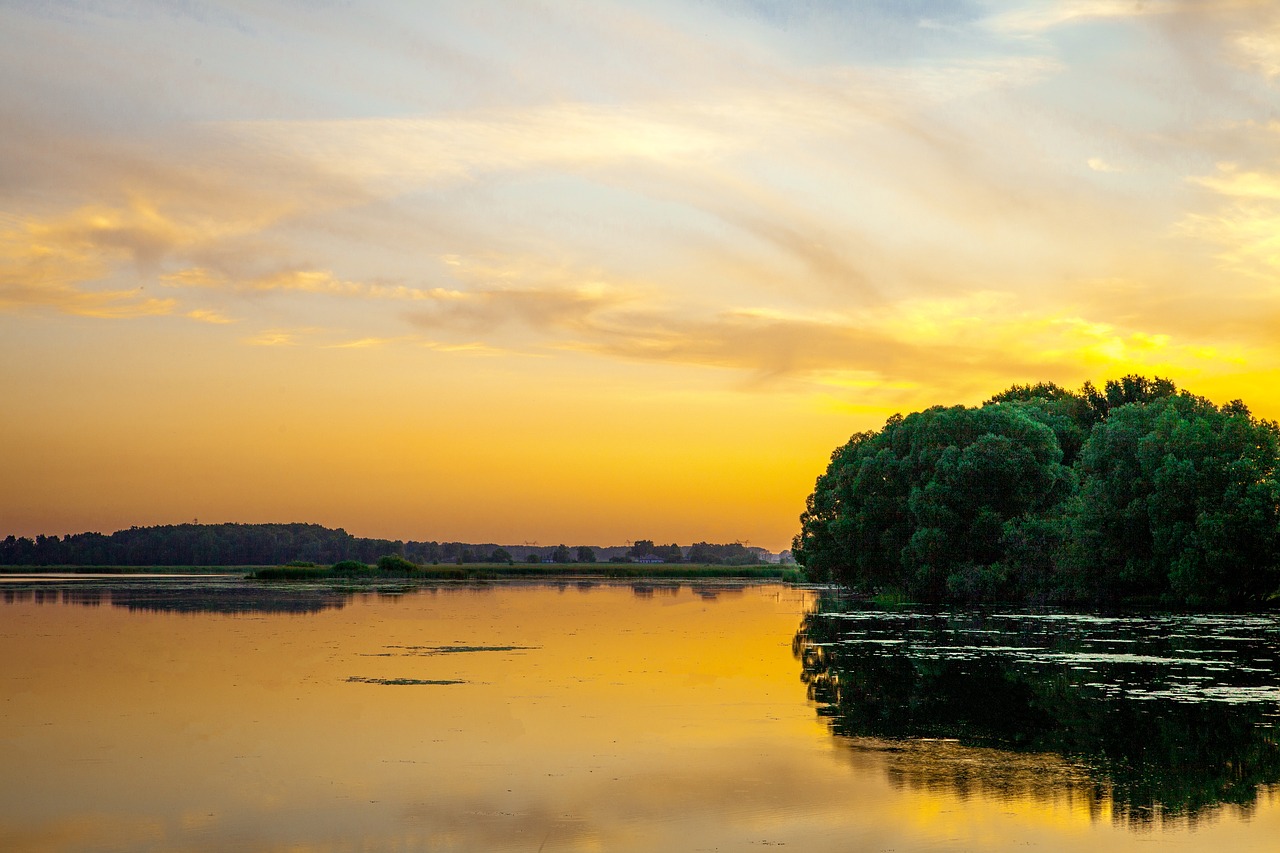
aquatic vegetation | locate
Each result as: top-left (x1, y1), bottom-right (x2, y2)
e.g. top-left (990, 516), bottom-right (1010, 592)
top-left (382, 644), bottom-right (537, 655)
top-left (795, 603), bottom-right (1280, 823)
top-left (345, 676), bottom-right (467, 686)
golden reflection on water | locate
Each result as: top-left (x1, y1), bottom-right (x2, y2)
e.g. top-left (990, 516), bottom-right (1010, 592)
top-left (1, 580), bottom-right (1278, 852)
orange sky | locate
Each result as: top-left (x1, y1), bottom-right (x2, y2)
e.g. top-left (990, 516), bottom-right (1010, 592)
top-left (3, 2), bottom-right (1280, 550)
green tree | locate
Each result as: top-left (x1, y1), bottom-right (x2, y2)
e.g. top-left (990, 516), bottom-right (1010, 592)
top-left (628, 539), bottom-right (655, 558)
top-left (551, 544), bottom-right (572, 563)
top-left (575, 545), bottom-right (596, 563)
top-left (795, 403), bottom-right (1076, 600)
top-left (1064, 392), bottom-right (1280, 605)
top-left (376, 554), bottom-right (417, 574)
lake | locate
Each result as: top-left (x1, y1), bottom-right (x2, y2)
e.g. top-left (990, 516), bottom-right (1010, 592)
top-left (2, 576), bottom-right (1279, 852)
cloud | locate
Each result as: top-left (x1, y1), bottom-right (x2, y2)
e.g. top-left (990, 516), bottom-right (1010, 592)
top-left (1190, 162), bottom-right (1280, 200)
top-left (1182, 162), bottom-right (1280, 279)
top-left (393, 271), bottom-right (1249, 401)
top-left (185, 308), bottom-right (237, 324)
top-left (243, 329), bottom-right (302, 347)
top-left (1233, 24), bottom-right (1280, 78)
top-left (1087, 157), bottom-right (1122, 172)
top-left (419, 340), bottom-right (511, 356)
top-left (407, 283), bottom-right (635, 335)
top-left (324, 335), bottom-right (416, 349)
top-left (229, 102), bottom-right (733, 190)
top-left (986, 0), bottom-right (1169, 35)
top-left (0, 209), bottom-right (177, 319)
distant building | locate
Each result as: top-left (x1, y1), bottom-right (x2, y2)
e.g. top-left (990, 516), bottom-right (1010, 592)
top-left (633, 554), bottom-right (664, 564)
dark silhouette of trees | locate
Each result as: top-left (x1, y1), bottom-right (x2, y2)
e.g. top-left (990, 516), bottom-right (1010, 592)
top-left (685, 541), bottom-right (761, 565)
top-left (2, 523), bottom-right (493, 569)
top-left (627, 539), bottom-right (656, 558)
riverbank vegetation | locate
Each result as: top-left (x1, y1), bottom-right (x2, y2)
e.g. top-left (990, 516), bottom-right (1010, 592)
top-left (249, 560), bottom-right (802, 582)
top-left (794, 376), bottom-right (1280, 607)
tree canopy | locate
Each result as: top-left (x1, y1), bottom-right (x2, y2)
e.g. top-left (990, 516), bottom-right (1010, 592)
top-left (794, 376), bottom-right (1280, 607)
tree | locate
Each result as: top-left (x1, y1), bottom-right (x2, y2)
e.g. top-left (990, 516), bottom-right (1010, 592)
top-left (489, 547), bottom-right (513, 564)
top-left (628, 539), bottom-right (655, 558)
top-left (795, 403), bottom-right (1076, 600)
top-left (376, 554), bottom-right (417, 574)
top-left (1063, 392), bottom-right (1280, 606)
top-left (551, 544), bottom-right (572, 563)
top-left (796, 377), bottom-right (1280, 606)
top-left (575, 545), bottom-right (596, 563)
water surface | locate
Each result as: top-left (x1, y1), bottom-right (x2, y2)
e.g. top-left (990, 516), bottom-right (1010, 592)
top-left (2, 577), bottom-right (1279, 851)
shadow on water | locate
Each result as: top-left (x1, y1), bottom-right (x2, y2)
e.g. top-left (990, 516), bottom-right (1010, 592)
top-left (0, 575), bottom-right (773, 615)
top-left (794, 597), bottom-right (1280, 825)
top-left (0, 578), bottom-right (350, 614)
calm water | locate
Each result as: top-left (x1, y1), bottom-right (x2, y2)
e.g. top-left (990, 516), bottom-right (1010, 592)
top-left (2, 577), bottom-right (1279, 852)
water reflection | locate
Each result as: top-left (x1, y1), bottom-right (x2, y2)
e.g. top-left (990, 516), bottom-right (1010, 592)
top-left (6, 580), bottom-right (1280, 851)
top-left (795, 600), bottom-right (1280, 824)
top-left (0, 577), bottom-right (348, 614)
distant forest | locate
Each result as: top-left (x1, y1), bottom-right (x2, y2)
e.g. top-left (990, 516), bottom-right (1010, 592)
top-left (0, 522), bottom-right (771, 567)
top-left (794, 375), bottom-right (1280, 607)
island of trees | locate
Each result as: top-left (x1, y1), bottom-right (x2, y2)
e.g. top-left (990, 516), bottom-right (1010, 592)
top-left (793, 376), bottom-right (1280, 607)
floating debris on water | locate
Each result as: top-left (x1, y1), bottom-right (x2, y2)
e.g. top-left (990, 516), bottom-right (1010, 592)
top-left (346, 676), bottom-right (467, 686)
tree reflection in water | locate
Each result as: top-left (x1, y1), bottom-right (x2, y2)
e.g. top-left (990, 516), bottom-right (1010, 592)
top-left (1, 578), bottom-right (349, 614)
top-left (794, 598), bottom-right (1280, 825)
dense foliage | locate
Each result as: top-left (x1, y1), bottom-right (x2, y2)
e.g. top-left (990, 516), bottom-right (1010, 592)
top-left (794, 377), bottom-right (1280, 606)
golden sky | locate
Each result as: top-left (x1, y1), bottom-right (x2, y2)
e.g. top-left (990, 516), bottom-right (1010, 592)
top-left (3, 1), bottom-right (1280, 550)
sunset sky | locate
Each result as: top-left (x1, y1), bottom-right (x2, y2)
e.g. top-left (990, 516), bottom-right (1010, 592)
top-left (3, 1), bottom-right (1279, 551)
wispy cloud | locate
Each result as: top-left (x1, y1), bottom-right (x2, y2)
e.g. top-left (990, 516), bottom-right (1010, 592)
top-left (1190, 162), bottom-right (1280, 200)
top-left (0, 209), bottom-right (177, 318)
top-left (1232, 24), bottom-right (1280, 78)
top-left (324, 335), bottom-right (416, 349)
top-left (1182, 160), bottom-right (1280, 279)
top-left (986, 0), bottom-right (1170, 35)
top-left (243, 329), bottom-right (303, 347)
top-left (185, 308), bottom-right (237, 324)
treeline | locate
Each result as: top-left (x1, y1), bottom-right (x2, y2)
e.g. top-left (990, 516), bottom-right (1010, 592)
top-left (793, 376), bottom-right (1280, 607)
top-left (1, 523), bottom-right (421, 567)
top-left (0, 523), bottom-right (520, 567)
top-left (623, 539), bottom-right (766, 565)
top-left (0, 522), bottom-right (770, 568)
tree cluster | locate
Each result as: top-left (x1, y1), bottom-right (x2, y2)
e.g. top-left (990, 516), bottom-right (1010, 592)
top-left (0, 523), bottom-right (766, 569)
top-left (620, 539), bottom-right (763, 564)
top-left (0, 523), bottom-right (548, 568)
top-left (793, 377), bottom-right (1280, 606)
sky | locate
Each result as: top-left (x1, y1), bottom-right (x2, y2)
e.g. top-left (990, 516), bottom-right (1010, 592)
top-left (2, 0), bottom-right (1279, 551)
